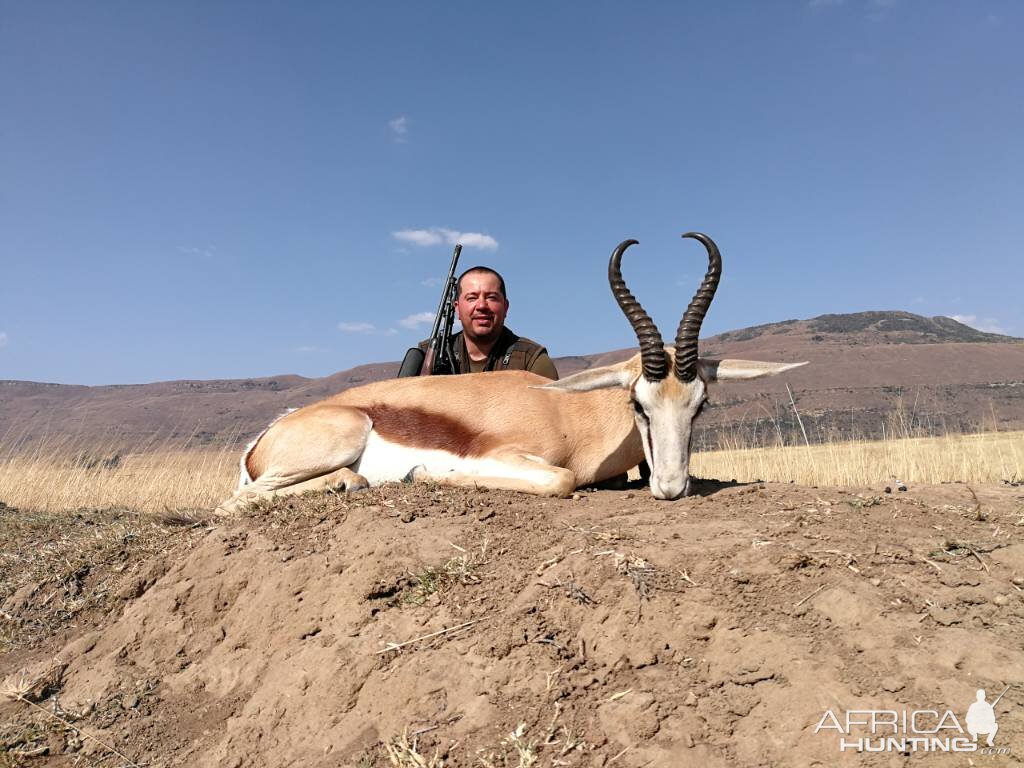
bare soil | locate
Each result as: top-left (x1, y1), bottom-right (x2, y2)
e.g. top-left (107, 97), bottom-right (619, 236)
top-left (2, 480), bottom-right (1024, 767)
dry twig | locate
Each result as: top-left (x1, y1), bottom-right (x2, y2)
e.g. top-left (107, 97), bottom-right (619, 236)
top-left (376, 618), bottom-right (483, 655)
top-left (793, 584), bottom-right (826, 607)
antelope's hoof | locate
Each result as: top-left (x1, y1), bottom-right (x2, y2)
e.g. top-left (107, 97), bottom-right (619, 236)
top-left (343, 474), bottom-right (370, 493)
top-left (213, 502), bottom-right (240, 518)
top-left (402, 465), bottom-right (427, 484)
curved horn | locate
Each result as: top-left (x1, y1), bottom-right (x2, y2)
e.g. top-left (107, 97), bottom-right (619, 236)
top-left (608, 239), bottom-right (667, 381)
top-left (674, 232), bottom-right (723, 382)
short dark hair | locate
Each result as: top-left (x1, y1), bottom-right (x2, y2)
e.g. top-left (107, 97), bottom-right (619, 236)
top-left (456, 266), bottom-right (507, 299)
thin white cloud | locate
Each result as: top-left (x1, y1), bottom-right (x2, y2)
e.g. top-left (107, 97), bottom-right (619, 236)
top-left (399, 312), bottom-right (435, 330)
top-left (338, 321), bottom-right (376, 334)
top-left (950, 314), bottom-right (1006, 334)
top-left (447, 230), bottom-right (499, 250)
top-left (178, 245), bottom-right (216, 259)
top-left (0, 331), bottom-right (7, 348)
top-left (295, 345), bottom-right (322, 353)
top-left (389, 116), bottom-right (408, 143)
top-left (394, 229), bottom-right (443, 247)
top-left (392, 228), bottom-right (498, 250)
top-left (422, 277), bottom-right (445, 287)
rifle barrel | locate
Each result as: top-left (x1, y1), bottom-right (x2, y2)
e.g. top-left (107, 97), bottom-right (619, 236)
top-left (427, 244), bottom-right (462, 343)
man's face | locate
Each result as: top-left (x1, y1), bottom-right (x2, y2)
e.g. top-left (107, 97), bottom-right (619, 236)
top-left (456, 271), bottom-right (509, 343)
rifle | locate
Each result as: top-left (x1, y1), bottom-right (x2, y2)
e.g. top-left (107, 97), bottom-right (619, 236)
top-left (397, 243), bottom-right (462, 377)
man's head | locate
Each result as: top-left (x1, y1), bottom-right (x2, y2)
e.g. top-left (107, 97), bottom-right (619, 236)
top-left (456, 266), bottom-right (509, 343)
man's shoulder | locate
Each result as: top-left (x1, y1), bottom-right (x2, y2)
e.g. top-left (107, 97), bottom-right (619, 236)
top-left (503, 328), bottom-right (546, 353)
top-left (503, 330), bottom-right (558, 380)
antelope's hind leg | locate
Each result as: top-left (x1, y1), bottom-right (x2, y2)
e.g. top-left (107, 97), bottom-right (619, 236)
top-left (215, 405), bottom-right (372, 515)
top-left (408, 451), bottom-right (576, 497)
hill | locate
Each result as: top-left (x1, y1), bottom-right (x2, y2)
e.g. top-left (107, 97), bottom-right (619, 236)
top-left (2, 311), bottom-right (1022, 453)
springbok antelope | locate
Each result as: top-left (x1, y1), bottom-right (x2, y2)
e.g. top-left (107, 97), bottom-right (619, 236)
top-left (216, 233), bottom-right (805, 514)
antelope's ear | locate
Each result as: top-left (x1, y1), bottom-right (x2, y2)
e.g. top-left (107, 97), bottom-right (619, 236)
top-left (534, 364), bottom-right (634, 393)
top-left (699, 359), bottom-right (808, 382)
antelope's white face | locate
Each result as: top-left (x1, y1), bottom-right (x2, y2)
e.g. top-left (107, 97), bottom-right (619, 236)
top-left (630, 368), bottom-right (707, 499)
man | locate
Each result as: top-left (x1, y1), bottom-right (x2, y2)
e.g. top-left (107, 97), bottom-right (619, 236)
top-left (417, 266), bottom-right (638, 487)
top-left (419, 266), bottom-right (559, 379)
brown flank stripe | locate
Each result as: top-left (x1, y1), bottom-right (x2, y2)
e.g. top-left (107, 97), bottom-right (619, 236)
top-left (362, 404), bottom-right (493, 457)
top-left (244, 445), bottom-right (261, 482)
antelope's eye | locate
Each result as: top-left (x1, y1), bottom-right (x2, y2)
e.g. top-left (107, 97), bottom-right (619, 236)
top-left (632, 400), bottom-right (647, 419)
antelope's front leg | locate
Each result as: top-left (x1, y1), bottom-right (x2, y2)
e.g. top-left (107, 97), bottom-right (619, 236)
top-left (408, 452), bottom-right (576, 497)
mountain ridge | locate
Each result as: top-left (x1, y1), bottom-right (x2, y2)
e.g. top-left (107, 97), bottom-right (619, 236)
top-left (2, 311), bottom-right (1022, 452)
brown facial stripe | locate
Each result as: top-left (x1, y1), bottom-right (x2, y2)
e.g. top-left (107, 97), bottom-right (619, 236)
top-left (361, 404), bottom-right (491, 458)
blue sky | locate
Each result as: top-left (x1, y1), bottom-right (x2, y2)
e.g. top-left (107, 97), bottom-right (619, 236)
top-left (2, 1), bottom-right (1021, 385)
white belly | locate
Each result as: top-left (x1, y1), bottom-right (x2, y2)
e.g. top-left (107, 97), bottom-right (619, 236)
top-left (351, 429), bottom-right (486, 484)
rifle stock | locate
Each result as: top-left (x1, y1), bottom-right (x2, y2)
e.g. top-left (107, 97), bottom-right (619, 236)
top-left (397, 346), bottom-right (425, 378)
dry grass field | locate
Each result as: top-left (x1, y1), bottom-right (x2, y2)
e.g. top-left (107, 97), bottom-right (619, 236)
top-left (0, 439), bottom-right (240, 514)
top-left (1, 429), bottom-right (1021, 513)
top-left (693, 430), bottom-right (1024, 488)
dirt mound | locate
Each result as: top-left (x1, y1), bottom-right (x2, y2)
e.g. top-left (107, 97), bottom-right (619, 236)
top-left (3, 481), bottom-right (1024, 766)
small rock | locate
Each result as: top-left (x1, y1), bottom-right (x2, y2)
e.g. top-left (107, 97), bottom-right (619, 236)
top-left (476, 507), bottom-right (495, 521)
top-left (940, 572), bottom-right (981, 588)
top-left (928, 605), bottom-right (960, 626)
top-left (728, 569), bottom-right (750, 584)
top-left (896, 482), bottom-right (908, 492)
top-left (625, 492), bottom-right (635, 499)
top-left (684, 691), bottom-right (698, 707)
top-left (630, 648), bottom-right (658, 668)
top-left (1012, 576), bottom-right (1024, 586)
top-left (993, 595), bottom-right (1010, 606)
top-left (122, 693), bottom-right (140, 710)
top-left (870, 577), bottom-right (882, 587)
top-left (881, 677), bottom-right (905, 693)
top-left (399, 509), bottom-right (415, 523)
top-left (884, 486), bottom-right (892, 494)
top-left (571, 493), bottom-right (582, 501)
top-left (956, 590), bottom-right (986, 605)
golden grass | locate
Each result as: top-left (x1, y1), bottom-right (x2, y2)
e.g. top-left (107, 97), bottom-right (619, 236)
top-left (0, 429), bottom-right (1021, 514)
top-left (692, 430), bottom-right (1024, 487)
top-left (0, 441), bottom-right (239, 514)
